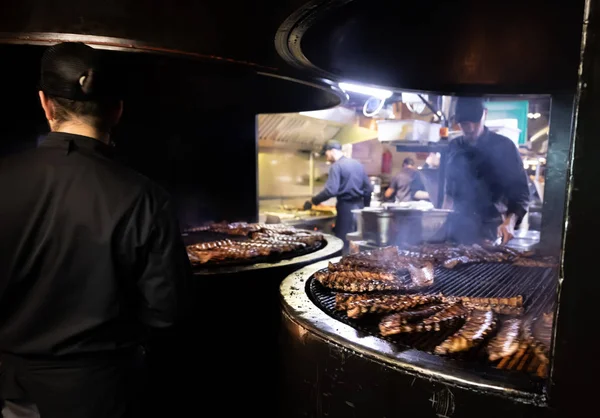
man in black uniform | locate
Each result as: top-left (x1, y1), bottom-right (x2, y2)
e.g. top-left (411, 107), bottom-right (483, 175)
top-left (304, 140), bottom-right (373, 250)
top-left (444, 98), bottom-right (530, 244)
top-left (0, 43), bottom-right (191, 417)
top-left (384, 157), bottom-right (429, 203)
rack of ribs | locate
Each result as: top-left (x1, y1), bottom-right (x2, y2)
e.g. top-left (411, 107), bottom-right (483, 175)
top-left (377, 303), bottom-right (449, 327)
top-left (407, 262), bottom-right (435, 288)
top-left (434, 309), bottom-right (497, 355)
top-left (521, 313), bottom-right (553, 371)
top-left (487, 318), bottom-right (522, 361)
top-left (531, 312), bottom-right (554, 364)
top-left (447, 295), bottom-right (524, 315)
top-left (314, 270), bottom-right (409, 292)
top-left (458, 296), bottom-right (523, 307)
top-left (189, 240), bottom-right (234, 251)
top-left (511, 257), bottom-right (558, 268)
top-left (379, 302), bottom-right (471, 336)
top-left (335, 294), bottom-right (444, 319)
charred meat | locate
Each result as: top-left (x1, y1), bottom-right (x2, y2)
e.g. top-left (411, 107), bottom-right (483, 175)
top-left (450, 296), bottom-right (524, 316)
top-left (407, 262), bottom-right (435, 288)
top-left (434, 310), bottom-right (497, 355)
top-left (335, 294), bottom-right (444, 319)
top-left (379, 302), bottom-right (471, 336)
top-left (378, 303), bottom-right (449, 325)
top-left (315, 270), bottom-right (411, 293)
top-left (511, 257), bottom-right (559, 268)
top-left (186, 223), bottom-right (325, 265)
top-left (487, 318), bottom-right (522, 361)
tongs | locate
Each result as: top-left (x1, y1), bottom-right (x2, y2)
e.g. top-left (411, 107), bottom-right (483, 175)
top-left (492, 236), bottom-right (503, 246)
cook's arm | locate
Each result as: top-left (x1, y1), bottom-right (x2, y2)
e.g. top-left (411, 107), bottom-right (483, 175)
top-left (384, 176), bottom-right (396, 200)
top-left (503, 142), bottom-right (530, 222)
top-left (119, 191), bottom-right (192, 331)
top-left (312, 164), bottom-right (341, 205)
top-left (498, 140), bottom-right (530, 243)
top-left (136, 198), bottom-right (192, 329)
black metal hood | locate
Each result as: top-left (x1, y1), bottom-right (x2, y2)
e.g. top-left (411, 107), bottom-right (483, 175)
top-left (0, 0), bottom-right (345, 113)
top-left (277, 0), bottom-right (586, 94)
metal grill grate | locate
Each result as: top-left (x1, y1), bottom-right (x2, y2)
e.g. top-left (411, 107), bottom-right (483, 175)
top-left (307, 262), bottom-right (557, 382)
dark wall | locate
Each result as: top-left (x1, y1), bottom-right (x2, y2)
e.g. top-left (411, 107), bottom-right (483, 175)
top-left (0, 44), bottom-right (258, 227)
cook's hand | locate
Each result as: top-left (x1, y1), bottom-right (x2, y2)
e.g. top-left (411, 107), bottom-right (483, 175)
top-left (497, 215), bottom-right (516, 245)
top-left (303, 201), bottom-right (313, 211)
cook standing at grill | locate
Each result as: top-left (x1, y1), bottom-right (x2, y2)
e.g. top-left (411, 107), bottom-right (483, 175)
top-left (443, 97), bottom-right (530, 244)
top-left (384, 157), bottom-right (429, 202)
top-left (0, 42), bottom-right (191, 417)
top-left (304, 140), bottom-right (373, 250)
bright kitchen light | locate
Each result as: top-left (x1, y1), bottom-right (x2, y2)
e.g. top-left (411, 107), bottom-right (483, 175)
top-left (338, 82), bottom-right (393, 100)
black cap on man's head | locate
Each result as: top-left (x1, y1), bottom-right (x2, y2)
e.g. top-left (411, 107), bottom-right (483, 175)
top-left (455, 97), bottom-right (486, 123)
top-left (40, 42), bottom-right (121, 101)
top-left (403, 157), bottom-right (415, 166)
top-left (320, 139), bottom-right (342, 155)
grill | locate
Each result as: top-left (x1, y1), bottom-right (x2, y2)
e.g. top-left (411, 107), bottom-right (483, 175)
top-left (307, 262), bottom-right (557, 391)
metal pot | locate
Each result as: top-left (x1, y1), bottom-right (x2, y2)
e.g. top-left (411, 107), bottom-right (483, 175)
top-left (360, 207), bottom-right (452, 246)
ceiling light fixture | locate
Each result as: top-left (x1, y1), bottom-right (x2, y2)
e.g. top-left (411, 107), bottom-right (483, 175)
top-left (339, 82), bottom-right (393, 100)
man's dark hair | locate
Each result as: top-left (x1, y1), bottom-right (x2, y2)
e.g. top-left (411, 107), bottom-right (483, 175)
top-left (403, 157), bottom-right (415, 167)
top-left (40, 42), bottom-right (122, 132)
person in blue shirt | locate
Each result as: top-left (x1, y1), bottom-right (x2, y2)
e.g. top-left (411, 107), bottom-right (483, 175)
top-left (304, 140), bottom-right (373, 250)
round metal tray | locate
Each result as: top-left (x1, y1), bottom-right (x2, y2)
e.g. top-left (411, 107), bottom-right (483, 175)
top-left (187, 232), bottom-right (343, 275)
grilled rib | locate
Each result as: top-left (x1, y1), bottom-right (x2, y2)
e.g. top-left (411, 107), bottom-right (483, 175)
top-left (522, 315), bottom-right (552, 367)
top-left (378, 303), bottom-right (449, 326)
top-left (455, 296), bottom-right (523, 307)
top-left (343, 294), bottom-right (444, 319)
top-left (434, 310), bottom-right (497, 355)
top-left (314, 271), bottom-right (410, 292)
top-left (511, 257), bottom-right (558, 268)
top-left (379, 302), bottom-right (471, 336)
top-left (408, 262), bottom-right (435, 287)
top-left (189, 240), bottom-right (234, 250)
top-left (442, 295), bottom-right (523, 316)
top-left (442, 256), bottom-right (471, 269)
top-left (532, 312), bottom-right (553, 352)
top-left (487, 318), bottom-right (522, 361)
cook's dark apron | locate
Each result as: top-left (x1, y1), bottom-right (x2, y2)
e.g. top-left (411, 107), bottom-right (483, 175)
top-left (446, 211), bottom-right (501, 244)
top-left (335, 199), bottom-right (364, 251)
top-left (0, 348), bottom-right (146, 418)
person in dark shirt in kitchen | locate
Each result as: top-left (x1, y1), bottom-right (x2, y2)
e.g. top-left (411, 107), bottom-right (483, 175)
top-left (443, 97), bottom-right (530, 244)
top-left (384, 157), bottom-right (430, 202)
top-left (0, 42), bottom-right (191, 418)
top-left (304, 140), bottom-right (373, 250)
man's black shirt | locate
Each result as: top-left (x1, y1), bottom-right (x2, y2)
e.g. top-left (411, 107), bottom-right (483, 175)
top-left (446, 128), bottom-right (530, 223)
top-left (0, 132), bottom-right (191, 356)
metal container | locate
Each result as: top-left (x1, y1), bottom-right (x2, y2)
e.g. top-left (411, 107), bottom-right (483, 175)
top-left (360, 207), bottom-right (451, 246)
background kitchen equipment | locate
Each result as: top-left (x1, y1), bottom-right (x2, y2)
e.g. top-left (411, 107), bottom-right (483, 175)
top-left (357, 207), bottom-right (452, 246)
